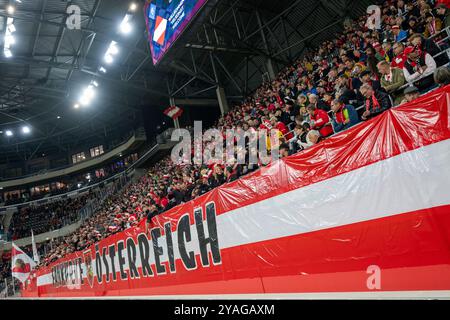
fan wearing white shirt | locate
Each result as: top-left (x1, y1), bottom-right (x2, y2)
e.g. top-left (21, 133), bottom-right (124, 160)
top-left (402, 46), bottom-right (437, 91)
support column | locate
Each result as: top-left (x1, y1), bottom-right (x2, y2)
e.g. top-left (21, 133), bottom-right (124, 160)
top-left (265, 60), bottom-right (276, 80)
top-left (216, 86), bottom-right (229, 115)
top-left (169, 97), bottom-right (180, 129)
top-left (256, 10), bottom-right (276, 80)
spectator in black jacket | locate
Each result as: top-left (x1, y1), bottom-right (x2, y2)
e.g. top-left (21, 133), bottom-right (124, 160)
top-left (290, 124), bottom-right (310, 153)
top-left (409, 33), bottom-right (448, 67)
top-left (359, 83), bottom-right (393, 121)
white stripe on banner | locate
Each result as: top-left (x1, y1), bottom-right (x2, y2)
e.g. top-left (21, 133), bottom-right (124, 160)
top-left (37, 139), bottom-right (450, 286)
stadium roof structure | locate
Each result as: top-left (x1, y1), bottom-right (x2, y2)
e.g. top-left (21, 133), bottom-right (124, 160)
top-left (0, 0), bottom-right (371, 165)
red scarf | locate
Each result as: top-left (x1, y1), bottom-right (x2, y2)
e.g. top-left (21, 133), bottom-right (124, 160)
top-left (335, 106), bottom-right (345, 124)
top-left (429, 19), bottom-right (436, 35)
top-left (366, 93), bottom-right (381, 113)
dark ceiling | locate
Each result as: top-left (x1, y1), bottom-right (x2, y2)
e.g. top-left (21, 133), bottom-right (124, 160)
top-left (0, 0), bottom-right (371, 164)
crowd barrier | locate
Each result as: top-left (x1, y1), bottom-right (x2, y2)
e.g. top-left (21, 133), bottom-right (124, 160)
top-left (21, 85), bottom-right (450, 298)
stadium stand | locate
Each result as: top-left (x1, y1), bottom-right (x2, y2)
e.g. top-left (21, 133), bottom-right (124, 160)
top-left (2, 0), bottom-right (450, 299)
top-left (14, 0), bottom-right (449, 270)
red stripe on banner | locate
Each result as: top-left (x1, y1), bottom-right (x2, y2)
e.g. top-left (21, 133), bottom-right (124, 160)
top-left (25, 204), bottom-right (450, 297)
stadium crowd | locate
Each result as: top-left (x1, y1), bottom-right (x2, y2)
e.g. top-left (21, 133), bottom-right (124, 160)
top-left (1, 0), bottom-right (450, 273)
top-left (7, 193), bottom-right (93, 240)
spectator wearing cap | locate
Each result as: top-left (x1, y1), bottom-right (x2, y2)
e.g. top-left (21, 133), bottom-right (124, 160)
top-left (391, 25), bottom-right (409, 42)
top-left (400, 85), bottom-right (421, 104)
top-left (306, 104), bottom-right (333, 138)
top-left (403, 45), bottom-right (437, 91)
top-left (378, 60), bottom-right (406, 105)
top-left (372, 42), bottom-right (385, 60)
top-left (435, 3), bottom-right (450, 28)
top-left (330, 98), bottom-right (360, 133)
top-left (359, 83), bottom-right (393, 121)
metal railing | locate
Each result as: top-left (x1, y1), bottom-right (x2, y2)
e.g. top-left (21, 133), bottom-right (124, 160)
top-left (0, 277), bottom-right (19, 298)
top-left (0, 143), bottom-right (159, 211)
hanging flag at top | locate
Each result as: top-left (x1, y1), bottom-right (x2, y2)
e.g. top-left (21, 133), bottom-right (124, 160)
top-left (164, 105), bottom-right (183, 120)
top-left (31, 230), bottom-right (40, 264)
top-left (11, 242), bottom-right (36, 284)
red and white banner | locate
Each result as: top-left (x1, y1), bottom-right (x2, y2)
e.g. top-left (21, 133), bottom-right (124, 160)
top-left (22, 86), bottom-right (450, 298)
top-left (164, 105), bottom-right (183, 120)
top-left (11, 243), bottom-right (36, 284)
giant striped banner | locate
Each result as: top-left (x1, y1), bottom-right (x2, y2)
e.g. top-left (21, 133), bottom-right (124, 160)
top-left (22, 86), bottom-right (450, 298)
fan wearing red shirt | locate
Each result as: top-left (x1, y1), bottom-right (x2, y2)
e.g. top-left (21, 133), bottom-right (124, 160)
top-left (306, 104), bottom-right (334, 138)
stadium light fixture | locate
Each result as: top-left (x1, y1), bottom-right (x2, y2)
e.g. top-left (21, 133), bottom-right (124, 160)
top-left (7, 5), bottom-right (15, 14)
top-left (4, 17), bottom-right (16, 58)
top-left (22, 126), bottom-right (30, 134)
top-left (5, 130), bottom-right (13, 137)
top-left (57, 116), bottom-right (61, 119)
top-left (79, 85), bottom-right (96, 106)
top-left (109, 43), bottom-right (119, 55)
top-left (74, 103), bottom-right (80, 109)
top-left (119, 14), bottom-right (133, 34)
top-left (5, 34), bottom-right (15, 46)
top-left (7, 23), bottom-right (16, 33)
top-left (99, 66), bottom-right (107, 73)
top-left (91, 80), bottom-right (99, 87)
top-left (104, 54), bottom-right (114, 64)
top-left (4, 49), bottom-right (13, 58)
top-left (129, 3), bottom-right (137, 11)
top-left (104, 41), bottom-right (119, 64)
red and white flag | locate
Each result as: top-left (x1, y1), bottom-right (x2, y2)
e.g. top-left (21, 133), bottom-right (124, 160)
top-left (164, 105), bottom-right (183, 120)
top-left (11, 242), bottom-right (36, 284)
top-left (153, 16), bottom-right (167, 46)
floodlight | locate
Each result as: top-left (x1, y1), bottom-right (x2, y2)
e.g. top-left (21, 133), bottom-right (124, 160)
top-left (129, 3), bottom-right (137, 11)
top-left (119, 15), bottom-right (132, 34)
top-left (7, 5), bottom-right (15, 14)
top-left (4, 49), bottom-right (12, 58)
top-left (104, 54), bottom-right (114, 64)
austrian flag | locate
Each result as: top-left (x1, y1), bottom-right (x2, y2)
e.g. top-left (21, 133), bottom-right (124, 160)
top-left (153, 16), bottom-right (167, 46)
top-left (164, 105), bottom-right (183, 120)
